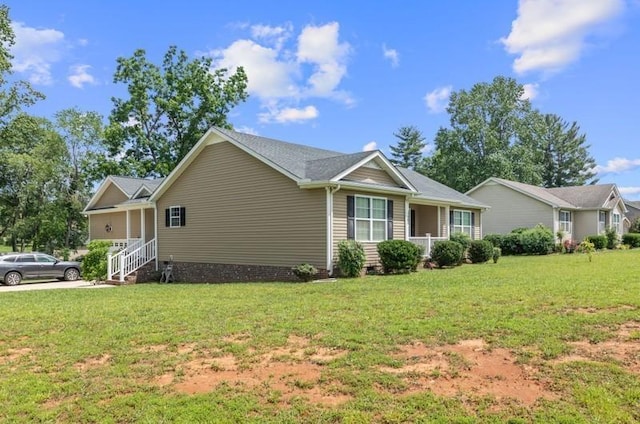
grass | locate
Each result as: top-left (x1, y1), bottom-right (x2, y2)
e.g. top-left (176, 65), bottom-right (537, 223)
top-left (0, 250), bottom-right (639, 422)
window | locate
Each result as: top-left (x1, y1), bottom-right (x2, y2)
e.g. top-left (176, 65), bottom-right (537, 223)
top-left (613, 213), bottom-right (621, 233)
top-left (355, 196), bottom-right (387, 241)
top-left (165, 206), bottom-right (186, 228)
top-left (559, 210), bottom-right (572, 233)
top-left (599, 211), bottom-right (607, 233)
top-left (36, 254), bottom-right (56, 263)
top-left (16, 255), bottom-right (35, 263)
top-left (451, 210), bottom-right (473, 237)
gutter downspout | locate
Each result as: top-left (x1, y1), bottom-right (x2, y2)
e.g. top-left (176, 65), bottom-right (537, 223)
top-left (326, 185), bottom-right (341, 276)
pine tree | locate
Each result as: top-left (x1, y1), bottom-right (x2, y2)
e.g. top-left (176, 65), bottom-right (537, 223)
top-left (389, 126), bottom-right (426, 170)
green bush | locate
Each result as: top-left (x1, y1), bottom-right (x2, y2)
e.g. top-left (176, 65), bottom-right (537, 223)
top-left (500, 233), bottom-right (523, 255)
top-left (337, 240), bottom-right (366, 278)
top-left (630, 217), bottom-right (640, 233)
top-left (449, 232), bottom-right (472, 250)
top-left (81, 240), bottom-right (111, 282)
top-left (605, 227), bottom-right (619, 249)
top-left (292, 263), bottom-right (318, 282)
top-left (520, 225), bottom-right (554, 255)
top-left (430, 240), bottom-right (464, 268)
top-left (622, 233), bottom-right (640, 248)
top-left (377, 240), bottom-right (424, 274)
top-left (585, 235), bottom-right (607, 250)
top-left (468, 240), bottom-right (494, 264)
top-left (483, 234), bottom-right (503, 248)
top-left (492, 247), bottom-right (501, 263)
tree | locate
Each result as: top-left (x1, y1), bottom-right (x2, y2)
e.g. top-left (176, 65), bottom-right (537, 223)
top-left (55, 108), bottom-right (105, 248)
top-left (425, 76), bottom-right (536, 192)
top-left (0, 6), bottom-right (44, 126)
top-left (535, 113), bottom-right (597, 187)
top-left (389, 126), bottom-right (426, 170)
top-left (0, 115), bottom-right (68, 252)
top-left (101, 46), bottom-right (249, 178)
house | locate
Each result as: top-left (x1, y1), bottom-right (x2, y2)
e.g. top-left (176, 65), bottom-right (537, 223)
top-left (84, 127), bottom-right (487, 283)
top-left (624, 200), bottom-right (640, 230)
top-left (466, 177), bottom-right (628, 242)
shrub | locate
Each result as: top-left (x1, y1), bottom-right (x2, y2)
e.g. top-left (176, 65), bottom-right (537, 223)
top-left (430, 240), bottom-right (464, 268)
top-left (337, 240), bottom-right (366, 278)
top-left (292, 263), bottom-right (318, 282)
top-left (500, 233), bottom-right (523, 255)
top-left (629, 217), bottom-right (640, 233)
top-left (449, 232), bottom-right (472, 250)
top-left (492, 247), bottom-right (501, 263)
top-left (520, 225), bottom-right (554, 255)
top-left (563, 239), bottom-right (577, 253)
top-left (622, 233), bottom-right (640, 248)
top-left (577, 239), bottom-right (595, 262)
top-left (467, 240), bottom-right (494, 264)
top-left (377, 240), bottom-right (424, 274)
top-left (605, 227), bottom-right (619, 249)
top-left (483, 234), bottom-right (503, 248)
top-left (81, 240), bottom-right (111, 282)
top-left (585, 235), bottom-right (607, 250)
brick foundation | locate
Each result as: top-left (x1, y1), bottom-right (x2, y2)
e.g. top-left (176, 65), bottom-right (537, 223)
top-left (135, 261), bottom-right (329, 283)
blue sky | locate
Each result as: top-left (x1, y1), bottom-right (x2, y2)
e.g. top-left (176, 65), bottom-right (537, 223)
top-left (5, 0), bottom-right (640, 198)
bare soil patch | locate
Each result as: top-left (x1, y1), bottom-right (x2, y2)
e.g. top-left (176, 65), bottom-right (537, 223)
top-left (73, 353), bottom-right (111, 371)
top-left (154, 335), bottom-right (351, 406)
top-left (380, 339), bottom-right (555, 407)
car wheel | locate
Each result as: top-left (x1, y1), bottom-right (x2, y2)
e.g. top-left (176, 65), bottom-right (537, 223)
top-left (4, 271), bottom-right (21, 286)
top-left (64, 268), bottom-right (80, 281)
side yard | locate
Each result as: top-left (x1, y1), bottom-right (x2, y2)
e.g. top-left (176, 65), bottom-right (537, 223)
top-left (0, 250), bottom-right (638, 422)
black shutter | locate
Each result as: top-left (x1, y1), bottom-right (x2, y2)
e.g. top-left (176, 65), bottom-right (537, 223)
top-left (347, 196), bottom-right (355, 239)
top-left (471, 212), bottom-right (475, 239)
top-left (165, 208), bottom-right (170, 227)
top-left (387, 200), bottom-right (394, 240)
top-left (449, 210), bottom-right (454, 235)
top-left (180, 207), bottom-right (186, 227)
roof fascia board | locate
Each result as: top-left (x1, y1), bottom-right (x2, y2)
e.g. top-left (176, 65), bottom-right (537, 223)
top-left (298, 180), bottom-right (415, 196)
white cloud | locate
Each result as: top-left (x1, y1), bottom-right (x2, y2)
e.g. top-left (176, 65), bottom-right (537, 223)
top-left (234, 126), bottom-right (259, 135)
top-left (424, 85), bottom-right (452, 113)
top-left (68, 64), bottom-right (96, 88)
top-left (363, 141), bottom-right (377, 152)
top-left (619, 186), bottom-right (640, 196)
top-left (258, 105), bottom-right (319, 124)
top-left (211, 21), bottom-right (353, 124)
top-left (594, 157), bottom-right (640, 174)
top-left (77, 38), bottom-right (89, 47)
top-left (521, 83), bottom-right (539, 100)
top-left (382, 44), bottom-right (399, 68)
top-left (10, 22), bottom-right (65, 85)
top-left (501, 0), bottom-right (624, 74)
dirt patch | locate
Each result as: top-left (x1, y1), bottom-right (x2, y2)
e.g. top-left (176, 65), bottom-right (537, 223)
top-left (154, 335), bottom-right (350, 406)
top-left (564, 305), bottom-right (637, 314)
top-left (73, 354), bottom-right (111, 371)
top-left (0, 347), bottom-right (33, 365)
top-left (380, 339), bottom-right (555, 408)
top-left (553, 321), bottom-right (640, 374)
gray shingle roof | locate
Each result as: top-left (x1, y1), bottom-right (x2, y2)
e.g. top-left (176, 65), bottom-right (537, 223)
top-left (110, 176), bottom-right (164, 197)
top-left (490, 178), bottom-right (575, 208)
top-left (305, 151), bottom-right (374, 181)
top-left (400, 167), bottom-right (487, 207)
top-left (547, 184), bottom-right (616, 209)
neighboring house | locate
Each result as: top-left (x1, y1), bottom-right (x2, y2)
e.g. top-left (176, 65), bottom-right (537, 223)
top-left (466, 177), bottom-right (628, 242)
top-left (623, 200), bottom-right (640, 230)
top-left (84, 127), bottom-right (487, 283)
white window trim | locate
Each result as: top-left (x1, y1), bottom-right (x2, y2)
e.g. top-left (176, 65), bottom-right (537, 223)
top-left (613, 212), bottom-right (621, 233)
top-left (354, 195), bottom-right (388, 242)
top-left (451, 209), bottom-right (473, 238)
top-left (169, 205), bottom-right (182, 228)
top-left (559, 210), bottom-right (572, 234)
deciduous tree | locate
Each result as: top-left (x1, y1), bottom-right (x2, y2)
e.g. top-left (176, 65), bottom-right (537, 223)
top-left (101, 46), bottom-right (248, 178)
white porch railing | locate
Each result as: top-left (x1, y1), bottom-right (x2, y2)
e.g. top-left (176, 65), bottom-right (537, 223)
top-left (409, 234), bottom-right (448, 257)
top-left (109, 238), bottom-right (142, 252)
top-left (108, 238), bottom-right (156, 282)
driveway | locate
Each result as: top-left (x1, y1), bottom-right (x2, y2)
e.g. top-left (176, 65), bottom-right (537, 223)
top-left (0, 280), bottom-right (116, 292)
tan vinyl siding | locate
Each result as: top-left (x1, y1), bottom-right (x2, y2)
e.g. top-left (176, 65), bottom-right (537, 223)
top-left (573, 210), bottom-right (597, 242)
top-left (469, 183), bottom-right (553, 234)
top-left (342, 166), bottom-right (400, 188)
top-left (332, 190), bottom-right (406, 265)
top-left (156, 141), bottom-right (326, 269)
top-left (129, 210), bottom-right (141, 238)
top-left (89, 212), bottom-right (126, 240)
top-left (93, 184), bottom-right (128, 209)
top-left (412, 205), bottom-right (440, 237)
top-left (145, 209), bottom-right (155, 241)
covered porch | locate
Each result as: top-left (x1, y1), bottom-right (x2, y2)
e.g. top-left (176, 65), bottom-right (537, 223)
top-left (407, 203), bottom-right (450, 256)
top-left (88, 206), bottom-right (156, 252)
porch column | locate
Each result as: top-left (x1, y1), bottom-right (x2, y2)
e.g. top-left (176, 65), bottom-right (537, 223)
top-left (154, 206), bottom-right (159, 271)
top-left (126, 210), bottom-right (131, 245)
top-left (404, 197), bottom-right (410, 240)
top-left (140, 208), bottom-right (146, 242)
top-left (444, 206), bottom-right (450, 239)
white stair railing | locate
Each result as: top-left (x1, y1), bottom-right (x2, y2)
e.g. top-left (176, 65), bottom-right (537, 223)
top-left (107, 238), bottom-right (156, 281)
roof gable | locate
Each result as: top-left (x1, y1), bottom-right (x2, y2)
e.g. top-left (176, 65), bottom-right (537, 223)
top-left (84, 176), bottom-right (163, 212)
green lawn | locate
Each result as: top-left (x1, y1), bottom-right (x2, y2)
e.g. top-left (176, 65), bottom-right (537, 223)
top-left (1, 250), bottom-right (639, 423)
